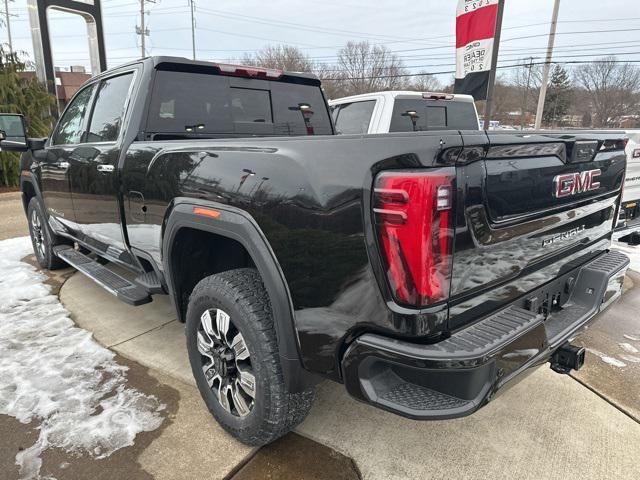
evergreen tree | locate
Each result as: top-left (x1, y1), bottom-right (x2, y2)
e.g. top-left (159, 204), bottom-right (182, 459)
top-left (0, 46), bottom-right (56, 187)
top-left (542, 65), bottom-right (572, 127)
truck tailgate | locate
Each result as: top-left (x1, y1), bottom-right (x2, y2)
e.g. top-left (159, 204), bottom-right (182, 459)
top-left (449, 131), bottom-right (627, 330)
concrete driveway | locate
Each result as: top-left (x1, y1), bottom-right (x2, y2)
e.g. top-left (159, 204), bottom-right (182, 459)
top-left (59, 269), bottom-right (640, 480)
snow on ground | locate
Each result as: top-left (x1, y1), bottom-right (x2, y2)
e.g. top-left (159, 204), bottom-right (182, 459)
top-left (0, 237), bottom-right (165, 480)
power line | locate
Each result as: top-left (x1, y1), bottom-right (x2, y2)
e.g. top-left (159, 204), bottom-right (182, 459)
top-left (320, 59), bottom-right (640, 81)
top-left (311, 51), bottom-right (640, 73)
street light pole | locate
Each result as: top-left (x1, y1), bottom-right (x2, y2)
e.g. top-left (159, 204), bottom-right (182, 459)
top-left (483, 0), bottom-right (505, 130)
top-left (189, 0), bottom-right (196, 60)
top-left (534, 0), bottom-right (561, 130)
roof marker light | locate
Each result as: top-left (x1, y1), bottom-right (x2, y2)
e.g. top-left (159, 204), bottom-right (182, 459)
top-left (216, 63), bottom-right (283, 79)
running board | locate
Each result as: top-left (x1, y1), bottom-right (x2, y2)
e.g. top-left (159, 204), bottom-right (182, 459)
top-left (53, 246), bottom-right (152, 306)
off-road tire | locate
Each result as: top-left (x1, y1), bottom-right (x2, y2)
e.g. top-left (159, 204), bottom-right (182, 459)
top-left (27, 197), bottom-right (67, 270)
top-left (186, 268), bottom-right (315, 446)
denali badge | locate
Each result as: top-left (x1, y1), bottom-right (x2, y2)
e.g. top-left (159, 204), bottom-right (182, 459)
top-left (542, 225), bottom-right (585, 247)
top-left (553, 169), bottom-right (601, 198)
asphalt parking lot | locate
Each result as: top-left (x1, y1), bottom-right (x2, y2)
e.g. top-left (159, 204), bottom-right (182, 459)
top-left (1, 191), bottom-right (640, 480)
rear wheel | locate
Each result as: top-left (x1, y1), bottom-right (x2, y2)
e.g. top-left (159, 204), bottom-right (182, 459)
top-left (27, 197), bottom-right (67, 270)
top-left (186, 268), bottom-right (314, 446)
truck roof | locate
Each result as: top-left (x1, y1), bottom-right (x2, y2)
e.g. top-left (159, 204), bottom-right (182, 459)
top-left (328, 90), bottom-right (475, 105)
top-left (91, 56), bottom-right (322, 86)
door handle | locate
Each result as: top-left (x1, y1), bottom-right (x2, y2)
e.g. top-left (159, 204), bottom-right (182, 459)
top-left (97, 164), bottom-right (115, 173)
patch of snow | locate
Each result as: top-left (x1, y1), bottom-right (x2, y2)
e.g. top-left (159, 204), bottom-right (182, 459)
top-left (619, 354), bottom-right (640, 364)
top-left (623, 334), bottom-right (640, 342)
top-left (599, 356), bottom-right (627, 368)
top-left (619, 342), bottom-right (639, 354)
top-left (0, 237), bottom-right (165, 480)
top-left (587, 348), bottom-right (627, 368)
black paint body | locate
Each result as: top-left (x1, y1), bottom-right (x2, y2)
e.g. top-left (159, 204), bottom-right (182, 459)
top-left (21, 58), bottom-right (628, 399)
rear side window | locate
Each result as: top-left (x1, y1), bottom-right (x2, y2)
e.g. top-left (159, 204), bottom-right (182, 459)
top-left (334, 101), bottom-right (375, 134)
top-left (147, 70), bottom-right (332, 138)
top-left (86, 72), bottom-right (134, 142)
top-left (389, 99), bottom-right (478, 132)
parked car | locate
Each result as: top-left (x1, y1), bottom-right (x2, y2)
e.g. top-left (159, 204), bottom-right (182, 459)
top-left (329, 90), bottom-right (479, 134)
top-left (1, 57), bottom-right (629, 447)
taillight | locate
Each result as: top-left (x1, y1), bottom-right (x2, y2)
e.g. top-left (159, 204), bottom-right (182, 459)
top-left (373, 170), bottom-right (455, 308)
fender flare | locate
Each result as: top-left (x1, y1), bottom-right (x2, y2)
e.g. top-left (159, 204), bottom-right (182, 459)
top-left (162, 198), bottom-right (317, 392)
top-left (19, 172), bottom-right (42, 213)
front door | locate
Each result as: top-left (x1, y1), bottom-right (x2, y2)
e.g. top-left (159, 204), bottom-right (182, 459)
top-left (69, 71), bottom-right (135, 263)
top-left (40, 84), bottom-right (96, 234)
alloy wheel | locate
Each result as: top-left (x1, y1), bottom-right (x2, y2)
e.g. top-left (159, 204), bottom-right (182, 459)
top-left (197, 308), bottom-right (256, 417)
top-left (30, 208), bottom-right (46, 260)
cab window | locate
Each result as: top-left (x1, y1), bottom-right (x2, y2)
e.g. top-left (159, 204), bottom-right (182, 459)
top-left (51, 85), bottom-right (95, 145)
top-left (334, 101), bottom-right (375, 134)
top-left (86, 73), bottom-right (134, 143)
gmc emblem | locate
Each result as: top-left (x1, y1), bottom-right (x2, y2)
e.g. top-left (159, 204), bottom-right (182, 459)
top-left (553, 169), bottom-right (601, 198)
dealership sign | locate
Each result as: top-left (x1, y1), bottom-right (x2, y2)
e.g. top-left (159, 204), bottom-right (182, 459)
top-left (454, 0), bottom-right (500, 100)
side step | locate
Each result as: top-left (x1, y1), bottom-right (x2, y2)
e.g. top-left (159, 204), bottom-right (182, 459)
top-left (54, 246), bottom-right (152, 306)
top-left (134, 271), bottom-right (164, 295)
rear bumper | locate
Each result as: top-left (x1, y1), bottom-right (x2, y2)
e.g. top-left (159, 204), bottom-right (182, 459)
top-left (341, 250), bottom-right (629, 420)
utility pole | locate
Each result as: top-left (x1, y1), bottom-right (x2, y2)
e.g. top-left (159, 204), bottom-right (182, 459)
top-left (483, 0), bottom-right (505, 130)
top-left (3, 0), bottom-right (15, 55)
top-left (534, 0), bottom-right (560, 130)
top-left (520, 57), bottom-right (534, 129)
top-left (136, 0), bottom-right (155, 58)
top-left (189, 0), bottom-right (196, 60)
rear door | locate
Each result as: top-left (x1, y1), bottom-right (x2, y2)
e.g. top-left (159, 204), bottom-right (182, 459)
top-left (449, 131), bottom-right (626, 329)
top-left (40, 83), bottom-right (96, 233)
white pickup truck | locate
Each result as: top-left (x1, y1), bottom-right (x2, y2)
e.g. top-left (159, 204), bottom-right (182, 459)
top-left (328, 90), bottom-right (480, 134)
top-left (618, 130), bottom-right (640, 240)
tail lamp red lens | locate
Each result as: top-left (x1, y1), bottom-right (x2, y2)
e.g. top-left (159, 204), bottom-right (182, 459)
top-left (373, 170), bottom-right (455, 307)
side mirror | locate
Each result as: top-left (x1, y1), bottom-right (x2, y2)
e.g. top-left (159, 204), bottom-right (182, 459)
top-left (0, 113), bottom-right (29, 152)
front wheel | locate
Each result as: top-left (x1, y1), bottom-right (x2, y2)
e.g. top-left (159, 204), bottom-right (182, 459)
top-left (27, 197), bottom-right (67, 270)
top-left (186, 268), bottom-right (314, 446)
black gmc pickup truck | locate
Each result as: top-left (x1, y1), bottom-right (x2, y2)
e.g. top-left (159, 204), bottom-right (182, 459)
top-left (0, 57), bottom-right (630, 446)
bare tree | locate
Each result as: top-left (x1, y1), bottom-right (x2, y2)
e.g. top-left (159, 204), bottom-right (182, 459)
top-left (334, 41), bottom-right (407, 96)
top-left (241, 45), bottom-right (315, 72)
top-left (409, 72), bottom-right (442, 92)
top-left (509, 59), bottom-right (543, 128)
top-left (574, 56), bottom-right (640, 127)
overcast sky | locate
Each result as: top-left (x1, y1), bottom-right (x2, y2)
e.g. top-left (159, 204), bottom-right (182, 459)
top-left (3, 0), bottom-right (640, 81)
